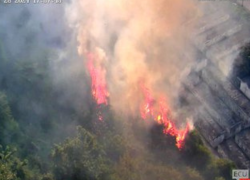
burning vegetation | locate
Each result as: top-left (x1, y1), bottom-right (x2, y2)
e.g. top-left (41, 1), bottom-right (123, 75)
top-left (140, 84), bottom-right (190, 149)
top-left (86, 51), bottom-right (109, 106)
top-left (0, 0), bottom-right (238, 180)
top-left (86, 48), bottom-right (190, 149)
top-left (79, 0), bottom-right (197, 149)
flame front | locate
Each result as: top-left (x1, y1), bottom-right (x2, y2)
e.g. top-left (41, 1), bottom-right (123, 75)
top-left (86, 50), bottom-right (109, 121)
top-left (86, 51), bottom-right (190, 148)
top-left (140, 84), bottom-right (190, 149)
top-left (86, 52), bottom-right (109, 105)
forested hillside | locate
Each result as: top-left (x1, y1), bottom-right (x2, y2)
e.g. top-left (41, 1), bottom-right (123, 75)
top-left (0, 38), bottom-right (235, 180)
top-left (0, 3), bottom-right (235, 180)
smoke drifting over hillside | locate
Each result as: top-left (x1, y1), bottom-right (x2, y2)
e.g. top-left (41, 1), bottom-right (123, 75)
top-left (0, 3), bottom-right (92, 141)
top-left (0, 0), bottom-right (244, 132)
top-left (0, 1), bottom-right (243, 179)
top-left (69, 0), bottom-right (199, 120)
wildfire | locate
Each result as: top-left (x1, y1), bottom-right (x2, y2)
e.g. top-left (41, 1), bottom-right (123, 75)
top-left (85, 51), bottom-right (189, 148)
top-left (86, 52), bottom-right (109, 105)
top-left (86, 51), bottom-right (109, 121)
top-left (140, 84), bottom-right (190, 149)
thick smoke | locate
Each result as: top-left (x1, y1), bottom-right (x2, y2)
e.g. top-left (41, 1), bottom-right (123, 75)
top-left (0, 2), bottom-right (92, 142)
top-left (70, 0), bottom-right (199, 121)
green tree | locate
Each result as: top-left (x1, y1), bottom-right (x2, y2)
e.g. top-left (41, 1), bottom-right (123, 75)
top-left (185, 167), bottom-right (204, 180)
top-left (52, 126), bottom-right (111, 180)
top-left (113, 152), bottom-right (184, 180)
top-left (214, 158), bottom-right (235, 180)
top-left (182, 130), bottom-right (235, 180)
top-left (0, 146), bottom-right (41, 180)
top-left (0, 92), bottom-right (19, 146)
top-left (232, 42), bottom-right (250, 78)
top-left (182, 130), bottom-right (212, 169)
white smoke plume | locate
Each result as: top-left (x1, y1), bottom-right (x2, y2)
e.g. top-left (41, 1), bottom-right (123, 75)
top-left (68, 0), bottom-right (199, 120)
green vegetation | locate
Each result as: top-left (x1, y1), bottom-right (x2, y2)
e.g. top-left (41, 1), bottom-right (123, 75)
top-left (232, 42), bottom-right (250, 78)
top-left (0, 37), bottom-right (235, 179)
top-left (0, 92), bottom-right (19, 146)
top-left (52, 127), bottom-right (111, 180)
top-left (182, 131), bottom-right (235, 180)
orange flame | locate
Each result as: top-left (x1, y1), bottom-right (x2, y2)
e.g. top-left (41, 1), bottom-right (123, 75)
top-left (86, 52), bottom-right (109, 105)
top-left (86, 52), bottom-right (109, 121)
top-left (140, 84), bottom-right (190, 149)
top-left (85, 51), bottom-right (189, 147)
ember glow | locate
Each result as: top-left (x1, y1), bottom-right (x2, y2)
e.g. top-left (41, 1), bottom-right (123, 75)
top-left (140, 84), bottom-right (190, 149)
